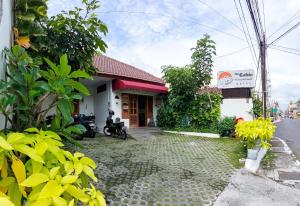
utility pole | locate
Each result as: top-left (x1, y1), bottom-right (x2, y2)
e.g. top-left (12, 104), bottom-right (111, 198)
top-left (260, 33), bottom-right (267, 118)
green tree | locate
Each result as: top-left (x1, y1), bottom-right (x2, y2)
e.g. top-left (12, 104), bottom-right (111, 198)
top-left (158, 35), bottom-right (220, 129)
top-left (191, 34), bottom-right (216, 87)
top-left (14, 0), bottom-right (48, 50)
top-left (42, 0), bottom-right (108, 74)
top-left (252, 93), bottom-right (263, 118)
top-left (162, 65), bottom-right (198, 113)
top-left (14, 0), bottom-right (108, 74)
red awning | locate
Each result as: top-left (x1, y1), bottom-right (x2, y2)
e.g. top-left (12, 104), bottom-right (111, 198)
top-left (112, 79), bottom-right (168, 93)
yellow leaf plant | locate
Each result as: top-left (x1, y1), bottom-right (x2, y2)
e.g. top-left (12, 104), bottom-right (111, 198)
top-left (0, 128), bottom-right (106, 206)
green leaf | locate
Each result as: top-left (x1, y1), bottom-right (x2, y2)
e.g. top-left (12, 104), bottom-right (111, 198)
top-left (69, 70), bottom-right (92, 79)
top-left (44, 58), bottom-right (59, 75)
top-left (80, 157), bottom-right (96, 169)
top-left (14, 145), bottom-right (44, 163)
top-left (21, 173), bottom-right (49, 187)
top-left (0, 197), bottom-right (14, 206)
top-left (25, 128), bottom-right (39, 133)
top-left (60, 54), bottom-right (71, 76)
top-left (0, 136), bottom-right (13, 150)
top-left (65, 79), bottom-right (90, 95)
top-left (57, 100), bottom-right (71, 120)
top-left (7, 181), bottom-right (22, 206)
top-left (61, 175), bottom-right (78, 184)
top-left (0, 177), bottom-right (15, 187)
top-left (39, 180), bottom-right (64, 199)
top-left (47, 145), bottom-right (66, 164)
top-left (66, 185), bottom-right (89, 203)
top-left (16, 13), bottom-right (36, 22)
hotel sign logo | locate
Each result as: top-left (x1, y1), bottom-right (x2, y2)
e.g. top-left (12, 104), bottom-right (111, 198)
top-left (217, 69), bottom-right (255, 89)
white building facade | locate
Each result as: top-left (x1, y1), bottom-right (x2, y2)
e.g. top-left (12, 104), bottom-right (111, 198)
top-left (77, 55), bottom-right (168, 131)
top-left (0, 0), bottom-right (13, 129)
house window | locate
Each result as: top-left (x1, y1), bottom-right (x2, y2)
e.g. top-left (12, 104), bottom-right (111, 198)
top-left (97, 84), bottom-right (106, 93)
top-left (129, 95), bottom-right (137, 115)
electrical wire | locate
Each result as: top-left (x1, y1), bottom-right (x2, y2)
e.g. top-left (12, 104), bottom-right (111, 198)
top-left (195, 0), bottom-right (244, 33)
top-left (269, 47), bottom-right (300, 55)
top-left (214, 46), bottom-right (249, 59)
top-left (261, 0), bottom-right (266, 33)
top-left (234, 0), bottom-right (258, 67)
top-left (270, 45), bottom-right (300, 53)
top-left (97, 10), bottom-right (247, 42)
top-left (245, 0), bottom-right (263, 42)
top-left (268, 20), bottom-right (300, 46)
top-left (268, 11), bottom-right (300, 39)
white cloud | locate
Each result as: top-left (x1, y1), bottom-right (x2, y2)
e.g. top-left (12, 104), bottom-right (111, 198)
top-left (48, 0), bottom-right (300, 110)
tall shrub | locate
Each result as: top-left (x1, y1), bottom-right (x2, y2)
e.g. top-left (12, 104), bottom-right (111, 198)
top-left (157, 34), bottom-right (218, 129)
top-left (188, 92), bottom-right (222, 128)
top-left (0, 46), bottom-right (90, 140)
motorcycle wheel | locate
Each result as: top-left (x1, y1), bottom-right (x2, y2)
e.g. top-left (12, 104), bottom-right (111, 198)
top-left (121, 130), bottom-right (127, 140)
top-left (103, 126), bottom-right (112, 136)
top-left (90, 131), bottom-right (96, 138)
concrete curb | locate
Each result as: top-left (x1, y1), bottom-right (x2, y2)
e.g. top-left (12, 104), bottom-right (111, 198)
top-left (163, 130), bottom-right (220, 138)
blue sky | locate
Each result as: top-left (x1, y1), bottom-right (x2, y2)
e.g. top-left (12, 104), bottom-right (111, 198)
top-left (48, 0), bottom-right (300, 110)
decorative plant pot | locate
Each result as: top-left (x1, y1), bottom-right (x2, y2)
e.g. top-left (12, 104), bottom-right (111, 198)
top-left (247, 148), bottom-right (259, 160)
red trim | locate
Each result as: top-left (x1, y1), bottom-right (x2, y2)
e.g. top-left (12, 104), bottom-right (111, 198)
top-left (112, 79), bottom-right (168, 94)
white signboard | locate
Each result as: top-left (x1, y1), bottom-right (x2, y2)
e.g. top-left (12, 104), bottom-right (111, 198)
top-left (217, 70), bottom-right (255, 89)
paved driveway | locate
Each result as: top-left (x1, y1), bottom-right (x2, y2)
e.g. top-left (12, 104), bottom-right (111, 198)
top-left (275, 118), bottom-right (300, 160)
top-left (73, 134), bottom-right (239, 205)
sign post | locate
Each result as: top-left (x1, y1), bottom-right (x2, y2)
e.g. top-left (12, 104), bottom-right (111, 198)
top-left (217, 70), bottom-right (255, 89)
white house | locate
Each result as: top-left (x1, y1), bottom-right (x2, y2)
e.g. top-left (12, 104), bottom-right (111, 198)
top-left (78, 55), bottom-right (168, 130)
top-left (0, 0), bottom-right (13, 129)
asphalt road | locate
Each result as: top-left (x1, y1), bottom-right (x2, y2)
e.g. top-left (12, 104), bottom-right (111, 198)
top-left (275, 118), bottom-right (300, 160)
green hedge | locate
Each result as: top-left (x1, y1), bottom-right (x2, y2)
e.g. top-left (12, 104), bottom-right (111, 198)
top-left (157, 92), bottom-right (222, 130)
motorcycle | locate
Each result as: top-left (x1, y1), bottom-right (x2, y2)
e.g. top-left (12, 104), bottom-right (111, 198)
top-left (46, 113), bottom-right (97, 139)
top-left (103, 110), bottom-right (127, 140)
top-left (74, 114), bottom-right (97, 138)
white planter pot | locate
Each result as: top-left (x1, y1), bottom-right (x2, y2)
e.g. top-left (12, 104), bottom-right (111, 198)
top-left (247, 148), bottom-right (259, 160)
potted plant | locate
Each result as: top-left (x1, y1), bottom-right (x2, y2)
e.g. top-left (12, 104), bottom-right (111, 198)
top-left (235, 118), bottom-right (276, 160)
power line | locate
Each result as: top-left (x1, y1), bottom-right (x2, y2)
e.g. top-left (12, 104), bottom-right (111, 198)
top-left (270, 47), bottom-right (300, 55)
top-left (233, 0), bottom-right (258, 66)
top-left (268, 20), bottom-right (300, 46)
top-left (97, 10), bottom-right (247, 42)
top-left (268, 11), bottom-right (300, 39)
top-left (261, 0), bottom-right (266, 33)
top-left (270, 45), bottom-right (300, 53)
top-left (254, 0), bottom-right (264, 33)
top-left (195, 0), bottom-right (244, 33)
top-left (214, 46), bottom-right (249, 59)
top-left (245, 0), bottom-right (263, 42)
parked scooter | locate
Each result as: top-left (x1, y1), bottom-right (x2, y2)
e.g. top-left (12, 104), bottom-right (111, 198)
top-left (103, 110), bottom-right (127, 140)
top-left (73, 114), bottom-right (97, 138)
top-left (46, 113), bottom-right (97, 139)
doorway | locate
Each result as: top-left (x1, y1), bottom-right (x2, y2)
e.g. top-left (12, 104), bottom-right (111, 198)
top-left (122, 94), bottom-right (154, 128)
top-left (138, 95), bottom-right (147, 127)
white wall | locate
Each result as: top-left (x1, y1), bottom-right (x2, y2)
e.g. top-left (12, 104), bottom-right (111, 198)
top-left (94, 81), bottom-right (110, 131)
top-left (80, 85), bottom-right (95, 115)
top-left (0, 0), bottom-right (13, 129)
top-left (221, 98), bottom-right (253, 121)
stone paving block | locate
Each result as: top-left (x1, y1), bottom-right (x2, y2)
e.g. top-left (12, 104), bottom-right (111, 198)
top-left (72, 134), bottom-right (237, 205)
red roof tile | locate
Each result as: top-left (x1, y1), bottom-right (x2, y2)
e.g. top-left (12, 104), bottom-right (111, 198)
top-left (93, 55), bottom-right (165, 85)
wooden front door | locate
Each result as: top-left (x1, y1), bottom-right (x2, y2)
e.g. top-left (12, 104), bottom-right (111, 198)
top-left (129, 94), bottom-right (138, 127)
